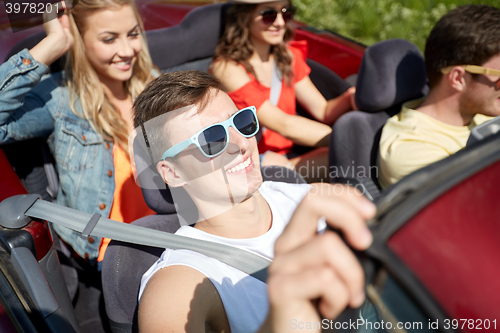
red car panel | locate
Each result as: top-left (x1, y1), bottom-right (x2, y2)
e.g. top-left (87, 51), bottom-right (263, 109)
top-left (294, 25), bottom-right (364, 79)
top-left (388, 159), bottom-right (500, 331)
top-left (23, 221), bottom-right (53, 261)
top-left (0, 150), bottom-right (27, 202)
top-left (138, 1), bottom-right (198, 30)
top-left (0, 302), bottom-right (18, 333)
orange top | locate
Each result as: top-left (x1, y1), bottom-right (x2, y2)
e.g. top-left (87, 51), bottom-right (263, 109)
top-left (97, 145), bottom-right (155, 262)
top-left (227, 40), bottom-right (311, 155)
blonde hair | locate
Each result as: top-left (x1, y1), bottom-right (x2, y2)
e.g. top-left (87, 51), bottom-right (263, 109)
top-left (65, 0), bottom-right (155, 155)
top-left (214, 3), bottom-right (294, 85)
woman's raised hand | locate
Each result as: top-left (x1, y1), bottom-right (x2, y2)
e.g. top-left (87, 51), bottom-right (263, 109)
top-left (30, 3), bottom-right (74, 66)
top-left (44, 4), bottom-right (74, 54)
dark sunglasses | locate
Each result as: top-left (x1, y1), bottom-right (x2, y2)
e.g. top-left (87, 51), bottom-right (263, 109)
top-left (161, 106), bottom-right (259, 160)
top-left (259, 6), bottom-right (296, 25)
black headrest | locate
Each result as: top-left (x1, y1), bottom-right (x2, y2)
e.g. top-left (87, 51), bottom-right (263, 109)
top-left (355, 39), bottom-right (428, 113)
top-left (146, 3), bottom-right (228, 71)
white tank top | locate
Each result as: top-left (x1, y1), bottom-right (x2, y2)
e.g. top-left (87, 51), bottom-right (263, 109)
top-left (139, 181), bottom-right (325, 333)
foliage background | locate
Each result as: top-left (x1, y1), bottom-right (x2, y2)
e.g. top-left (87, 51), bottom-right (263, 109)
top-left (293, 0), bottom-right (500, 51)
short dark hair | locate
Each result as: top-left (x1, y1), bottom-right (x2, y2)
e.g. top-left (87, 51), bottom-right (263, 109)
top-left (133, 70), bottom-right (224, 160)
top-left (133, 70), bottom-right (224, 128)
top-left (425, 5), bottom-right (500, 88)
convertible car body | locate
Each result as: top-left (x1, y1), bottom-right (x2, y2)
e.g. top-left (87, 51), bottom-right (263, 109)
top-left (1, 1), bottom-right (499, 333)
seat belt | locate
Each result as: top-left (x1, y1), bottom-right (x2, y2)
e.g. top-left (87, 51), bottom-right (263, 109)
top-left (256, 61), bottom-right (282, 142)
top-left (270, 61), bottom-right (282, 105)
top-left (40, 143), bottom-right (59, 202)
top-left (16, 196), bottom-right (270, 283)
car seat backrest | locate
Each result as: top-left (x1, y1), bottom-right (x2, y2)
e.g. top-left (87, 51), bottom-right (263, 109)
top-left (303, 59), bottom-right (352, 102)
top-left (355, 38), bottom-right (428, 113)
top-left (330, 39), bottom-right (428, 199)
top-left (147, 3), bottom-right (228, 73)
top-left (295, 58), bottom-right (351, 123)
top-left (102, 214), bottom-right (179, 333)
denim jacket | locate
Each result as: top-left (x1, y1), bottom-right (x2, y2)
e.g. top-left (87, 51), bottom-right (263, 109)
top-left (0, 49), bottom-right (115, 261)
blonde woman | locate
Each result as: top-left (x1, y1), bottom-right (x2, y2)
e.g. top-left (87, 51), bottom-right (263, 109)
top-left (0, 0), bottom-right (156, 263)
top-left (211, 0), bottom-right (356, 182)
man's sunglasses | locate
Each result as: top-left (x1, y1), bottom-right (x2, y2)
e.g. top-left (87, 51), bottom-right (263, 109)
top-left (259, 6), bottom-right (296, 25)
top-left (442, 65), bottom-right (500, 88)
top-left (161, 106), bottom-right (259, 160)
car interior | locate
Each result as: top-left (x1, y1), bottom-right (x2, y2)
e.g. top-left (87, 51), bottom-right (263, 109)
top-left (1, 2), bottom-right (500, 333)
top-left (2, 5), bottom-right (342, 332)
top-left (2, 2), bottom-right (351, 200)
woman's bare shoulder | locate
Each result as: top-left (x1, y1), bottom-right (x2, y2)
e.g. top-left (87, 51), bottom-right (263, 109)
top-left (211, 59), bottom-right (252, 92)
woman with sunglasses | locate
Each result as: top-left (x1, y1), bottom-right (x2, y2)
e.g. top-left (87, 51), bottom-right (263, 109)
top-left (211, 0), bottom-right (356, 182)
top-left (0, 0), bottom-right (156, 265)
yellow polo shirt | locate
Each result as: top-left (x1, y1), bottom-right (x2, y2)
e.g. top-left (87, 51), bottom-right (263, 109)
top-left (378, 99), bottom-right (492, 188)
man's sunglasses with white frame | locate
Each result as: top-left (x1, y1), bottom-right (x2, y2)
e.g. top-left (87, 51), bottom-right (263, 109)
top-left (161, 106), bottom-right (259, 160)
top-left (441, 65), bottom-right (500, 88)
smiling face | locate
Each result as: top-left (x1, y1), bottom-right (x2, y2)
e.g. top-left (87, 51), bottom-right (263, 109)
top-left (82, 5), bottom-right (142, 86)
top-left (249, 0), bottom-right (290, 47)
top-left (459, 54), bottom-right (500, 118)
top-left (159, 89), bottom-right (263, 212)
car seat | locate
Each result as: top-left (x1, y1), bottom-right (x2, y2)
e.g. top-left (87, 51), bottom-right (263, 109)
top-left (329, 39), bottom-right (428, 200)
top-left (101, 132), bottom-right (307, 333)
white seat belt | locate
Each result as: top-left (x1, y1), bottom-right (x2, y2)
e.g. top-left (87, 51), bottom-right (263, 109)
top-left (1, 195), bottom-right (270, 283)
top-left (256, 61), bottom-right (282, 142)
top-left (270, 61), bottom-right (282, 105)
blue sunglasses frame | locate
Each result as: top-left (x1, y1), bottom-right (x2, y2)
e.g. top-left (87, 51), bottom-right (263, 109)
top-left (161, 106), bottom-right (259, 160)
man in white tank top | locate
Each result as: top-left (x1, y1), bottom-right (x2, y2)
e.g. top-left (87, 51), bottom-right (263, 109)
top-left (133, 70), bottom-right (375, 333)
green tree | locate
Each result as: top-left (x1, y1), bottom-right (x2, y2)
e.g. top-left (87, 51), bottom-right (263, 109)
top-left (294, 0), bottom-right (500, 51)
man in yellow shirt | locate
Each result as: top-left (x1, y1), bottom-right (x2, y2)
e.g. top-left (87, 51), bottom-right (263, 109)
top-left (379, 5), bottom-right (500, 188)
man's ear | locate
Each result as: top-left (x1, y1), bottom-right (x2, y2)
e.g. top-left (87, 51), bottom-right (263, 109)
top-left (446, 66), bottom-right (468, 92)
top-left (156, 160), bottom-right (187, 187)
